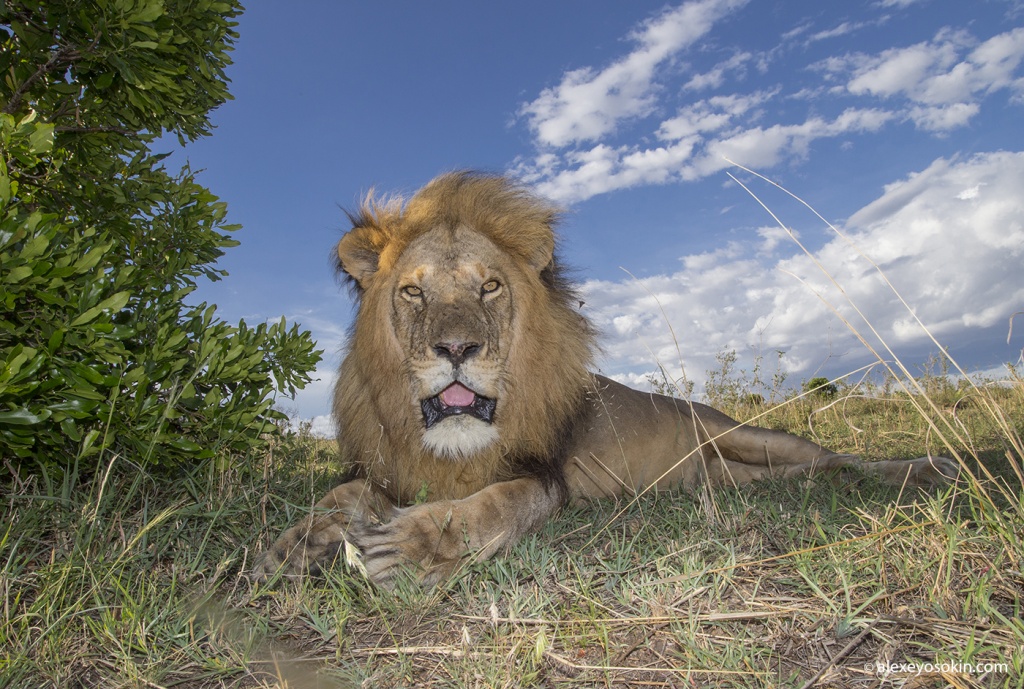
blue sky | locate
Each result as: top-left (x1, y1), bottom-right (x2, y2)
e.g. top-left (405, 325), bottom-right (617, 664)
top-left (170, 0), bottom-right (1024, 430)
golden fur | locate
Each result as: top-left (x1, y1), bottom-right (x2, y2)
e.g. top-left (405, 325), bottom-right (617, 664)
top-left (331, 173), bottom-right (595, 503)
top-left (255, 172), bottom-right (958, 588)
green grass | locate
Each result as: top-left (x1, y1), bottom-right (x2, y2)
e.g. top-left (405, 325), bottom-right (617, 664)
top-left (2, 375), bottom-right (1022, 688)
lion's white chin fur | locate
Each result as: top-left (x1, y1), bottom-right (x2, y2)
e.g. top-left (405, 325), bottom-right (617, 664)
top-left (422, 417), bottom-right (499, 460)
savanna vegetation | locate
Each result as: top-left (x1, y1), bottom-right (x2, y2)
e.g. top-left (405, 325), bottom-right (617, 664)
top-left (3, 353), bottom-right (1022, 688)
top-left (2, 3), bottom-right (1022, 688)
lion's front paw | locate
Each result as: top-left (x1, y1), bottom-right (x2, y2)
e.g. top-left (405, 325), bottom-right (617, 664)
top-left (252, 479), bottom-right (393, 581)
top-left (346, 503), bottom-right (466, 589)
top-left (251, 516), bottom-right (352, 580)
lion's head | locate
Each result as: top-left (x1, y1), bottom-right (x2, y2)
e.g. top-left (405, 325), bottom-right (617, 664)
top-left (331, 172), bottom-right (596, 503)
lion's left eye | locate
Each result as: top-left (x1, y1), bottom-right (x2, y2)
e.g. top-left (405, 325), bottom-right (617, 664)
top-left (481, 280), bottom-right (501, 296)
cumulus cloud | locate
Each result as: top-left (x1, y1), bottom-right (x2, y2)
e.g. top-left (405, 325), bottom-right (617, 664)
top-left (684, 51), bottom-right (754, 91)
top-left (657, 91), bottom-right (775, 140)
top-left (518, 0), bottom-right (749, 148)
top-left (581, 151), bottom-right (1024, 392)
top-left (822, 27), bottom-right (1024, 129)
top-left (526, 107), bottom-right (893, 203)
top-left (515, 2), bottom-right (1024, 204)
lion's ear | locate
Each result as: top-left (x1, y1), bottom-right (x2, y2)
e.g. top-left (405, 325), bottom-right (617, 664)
top-left (336, 226), bottom-right (384, 287)
top-left (526, 233), bottom-right (556, 275)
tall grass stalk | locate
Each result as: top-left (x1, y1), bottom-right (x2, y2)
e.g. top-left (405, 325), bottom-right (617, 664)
top-left (726, 160), bottom-right (1024, 508)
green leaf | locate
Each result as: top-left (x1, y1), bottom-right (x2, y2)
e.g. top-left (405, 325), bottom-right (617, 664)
top-left (19, 233), bottom-right (50, 261)
top-left (132, 0), bottom-right (165, 23)
top-left (60, 418), bottom-right (82, 442)
top-left (69, 291), bottom-right (132, 327)
top-left (79, 429), bottom-right (102, 457)
top-left (4, 266), bottom-right (33, 283)
top-left (28, 123), bottom-right (55, 154)
top-left (169, 437), bottom-right (204, 453)
top-left (73, 245), bottom-right (112, 273)
top-left (0, 408), bottom-right (52, 425)
top-left (48, 398), bottom-right (99, 415)
top-left (48, 330), bottom-right (65, 353)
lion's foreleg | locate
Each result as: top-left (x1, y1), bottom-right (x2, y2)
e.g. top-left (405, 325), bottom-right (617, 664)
top-left (347, 477), bottom-right (563, 588)
top-left (254, 479), bottom-right (391, 579)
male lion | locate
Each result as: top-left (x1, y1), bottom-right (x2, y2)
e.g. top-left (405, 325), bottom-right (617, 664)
top-left (257, 172), bottom-right (957, 588)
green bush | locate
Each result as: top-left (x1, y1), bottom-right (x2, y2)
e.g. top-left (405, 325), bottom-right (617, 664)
top-left (802, 376), bottom-right (838, 400)
top-left (1, 2), bottom-right (321, 474)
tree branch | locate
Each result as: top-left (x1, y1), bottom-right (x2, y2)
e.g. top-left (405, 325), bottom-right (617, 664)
top-left (55, 125), bottom-right (136, 136)
top-left (2, 28), bottom-right (100, 116)
top-left (2, 46), bottom-right (75, 115)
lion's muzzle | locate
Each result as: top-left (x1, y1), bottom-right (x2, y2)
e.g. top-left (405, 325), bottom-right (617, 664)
top-left (421, 382), bottom-right (496, 428)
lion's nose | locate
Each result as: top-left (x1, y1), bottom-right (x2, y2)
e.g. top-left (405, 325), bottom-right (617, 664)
top-left (433, 341), bottom-right (481, 366)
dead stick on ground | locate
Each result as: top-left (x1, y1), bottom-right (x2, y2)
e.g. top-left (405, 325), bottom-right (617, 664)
top-left (797, 617), bottom-right (880, 689)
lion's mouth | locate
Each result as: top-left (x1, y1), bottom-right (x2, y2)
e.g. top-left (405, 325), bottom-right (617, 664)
top-left (421, 382), bottom-right (496, 428)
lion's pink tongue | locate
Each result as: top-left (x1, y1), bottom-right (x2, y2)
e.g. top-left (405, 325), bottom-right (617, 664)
top-left (440, 383), bottom-right (476, 408)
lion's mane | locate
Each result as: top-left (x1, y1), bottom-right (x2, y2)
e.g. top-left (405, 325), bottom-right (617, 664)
top-left (331, 173), bottom-right (597, 504)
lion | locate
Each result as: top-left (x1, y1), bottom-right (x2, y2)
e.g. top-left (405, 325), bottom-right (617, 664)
top-left (256, 172), bottom-right (958, 588)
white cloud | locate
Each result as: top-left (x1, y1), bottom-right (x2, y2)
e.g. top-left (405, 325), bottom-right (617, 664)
top-left (517, 4), bottom-right (1024, 205)
top-left (529, 107), bottom-right (893, 203)
top-left (782, 22), bottom-right (812, 41)
top-left (658, 91), bottom-right (775, 140)
top-left (907, 102), bottom-right (979, 131)
top-left (807, 21), bottom-right (868, 44)
top-left (700, 107), bottom-right (893, 168)
top-left (684, 51), bottom-right (753, 91)
top-left (519, 0), bottom-right (749, 148)
top-left (841, 35), bottom-right (965, 98)
top-left (581, 151), bottom-right (1024, 393)
top-left (277, 309), bottom-right (347, 426)
top-left (877, 0), bottom-right (930, 7)
top-left (827, 26), bottom-right (1024, 130)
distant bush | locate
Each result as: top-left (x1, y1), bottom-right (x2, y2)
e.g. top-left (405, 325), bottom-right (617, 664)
top-left (0, 2), bottom-right (320, 474)
top-left (802, 377), bottom-right (838, 400)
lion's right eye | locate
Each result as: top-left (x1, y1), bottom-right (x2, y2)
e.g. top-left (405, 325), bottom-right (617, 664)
top-left (481, 279), bottom-right (502, 296)
top-left (401, 285), bottom-right (423, 299)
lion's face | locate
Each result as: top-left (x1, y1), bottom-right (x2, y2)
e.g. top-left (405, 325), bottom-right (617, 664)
top-left (334, 173), bottom-right (594, 490)
top-left (389, 226), bottom-right (515, 459)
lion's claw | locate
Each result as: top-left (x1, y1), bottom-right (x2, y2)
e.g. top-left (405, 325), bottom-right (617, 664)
top-left (344, 505), bottom-right (464, 589)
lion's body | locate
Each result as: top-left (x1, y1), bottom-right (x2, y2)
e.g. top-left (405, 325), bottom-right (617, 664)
top-left (257, 172), bottom-right (957, 587)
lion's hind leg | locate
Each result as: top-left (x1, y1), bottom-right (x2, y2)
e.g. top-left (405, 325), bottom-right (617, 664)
top-left (253, 479), bottom-right (392, 579)
top-left (853, 455), bottom-right (959, 487)
top-left (701, 421), bottom-right (957, 489)
top-left (703, 451), bottom-right (863, 487)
